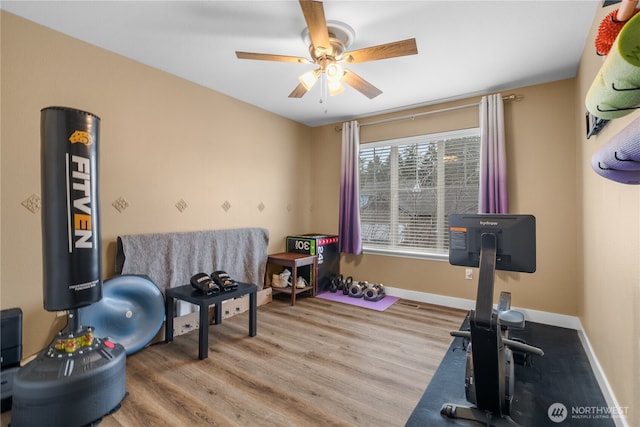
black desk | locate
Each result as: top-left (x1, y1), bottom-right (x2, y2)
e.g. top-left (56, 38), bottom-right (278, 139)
top-left (165, 282), bottom-right (257, 360)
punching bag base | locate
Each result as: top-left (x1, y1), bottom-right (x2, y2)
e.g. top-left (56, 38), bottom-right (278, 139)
top-left (10, 334), bottom-right (126, 427)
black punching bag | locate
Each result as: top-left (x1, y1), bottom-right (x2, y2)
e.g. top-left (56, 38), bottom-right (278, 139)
top-left (41, 106), bottom-right (102, 311)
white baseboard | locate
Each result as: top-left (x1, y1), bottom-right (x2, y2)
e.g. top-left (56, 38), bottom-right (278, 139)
top-left (386, 286), bottom-right (581, 328)
top-left (386, 286), bottom-right (476, 312)
top-left (385, 286), bottom-right (628, 427)
top-left (575, 322), bottom-right (629, 427)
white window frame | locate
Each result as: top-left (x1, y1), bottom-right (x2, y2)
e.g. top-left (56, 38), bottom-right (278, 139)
top-left (359, 127), bottom-right (481, 260)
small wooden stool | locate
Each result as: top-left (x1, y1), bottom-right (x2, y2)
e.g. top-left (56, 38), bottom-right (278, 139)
top-left (266, 252), bottom-right (317, 305)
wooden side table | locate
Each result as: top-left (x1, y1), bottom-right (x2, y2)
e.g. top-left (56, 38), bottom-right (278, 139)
top-left (266, 252), bottom-right (317, 305)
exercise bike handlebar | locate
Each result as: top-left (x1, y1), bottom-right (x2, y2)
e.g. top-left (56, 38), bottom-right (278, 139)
top-left (503, 337), bottom-right (544, 357)
top-left (450, 330), bottom-right (471, 339)
top-left (449, 330), bottom-right (544, 357)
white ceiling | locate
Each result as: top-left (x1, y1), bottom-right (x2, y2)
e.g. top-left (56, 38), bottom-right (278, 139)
top-left (1, 1), bottom-right (600, 127)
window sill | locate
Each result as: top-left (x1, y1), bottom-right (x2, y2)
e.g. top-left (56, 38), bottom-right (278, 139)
top-left (362, 246), bottom-right (449, 262)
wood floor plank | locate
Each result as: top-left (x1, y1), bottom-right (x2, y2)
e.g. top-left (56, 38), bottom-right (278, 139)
top-left (1, 297), bottom-right (466, 427)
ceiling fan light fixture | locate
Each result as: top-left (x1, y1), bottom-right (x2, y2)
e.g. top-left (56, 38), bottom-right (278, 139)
top-left (325, 63), bottom-right (344, 81)
top-left (299, 69), bottom-right (320, 90)
top-left (328, 80), bottom-right (345, 96)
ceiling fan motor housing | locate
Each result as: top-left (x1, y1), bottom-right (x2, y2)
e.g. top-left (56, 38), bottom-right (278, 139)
top-left (303, 20), bottom-right (355, 62)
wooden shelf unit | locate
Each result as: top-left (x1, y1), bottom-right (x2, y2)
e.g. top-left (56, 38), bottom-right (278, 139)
top-left (266, 252), bottom-right (317, 305)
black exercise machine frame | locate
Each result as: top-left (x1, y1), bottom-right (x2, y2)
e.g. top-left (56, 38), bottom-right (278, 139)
top-left (441, 233), bottom-right (543, 427)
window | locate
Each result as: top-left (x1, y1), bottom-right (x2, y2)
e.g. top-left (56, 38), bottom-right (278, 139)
top-left (359, 128), bottom-right (480, 259)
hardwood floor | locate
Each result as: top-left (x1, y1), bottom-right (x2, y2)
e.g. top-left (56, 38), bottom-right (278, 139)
top-left (2, 296), bottom-right (466, 427)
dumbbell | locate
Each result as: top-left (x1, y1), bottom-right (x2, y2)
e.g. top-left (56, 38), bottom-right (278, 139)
top-left (364, 283), bottom-right (386, 302)
top-left (348, 280), bottom-right (368, 298)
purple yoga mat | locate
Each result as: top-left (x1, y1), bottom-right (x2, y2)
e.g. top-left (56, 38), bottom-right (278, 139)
top-left (316, 291), bottom-right (399, 311)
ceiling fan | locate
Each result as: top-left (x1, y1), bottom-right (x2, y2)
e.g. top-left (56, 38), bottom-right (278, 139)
top-left (235, 0), bottom-right (418, 99)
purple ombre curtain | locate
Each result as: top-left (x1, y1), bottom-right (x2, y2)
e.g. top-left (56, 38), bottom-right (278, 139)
top-left (339, 120), bottom-right (362, 254)
top-left (479, 94), bottom-right (508, 213)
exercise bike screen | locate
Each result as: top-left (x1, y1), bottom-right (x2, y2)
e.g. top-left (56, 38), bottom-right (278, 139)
top-left (448, 214), bottom-right (536, 273)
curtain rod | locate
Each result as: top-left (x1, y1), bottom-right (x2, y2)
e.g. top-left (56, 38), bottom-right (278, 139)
top-left (334, 93), bottom-right (523, 132)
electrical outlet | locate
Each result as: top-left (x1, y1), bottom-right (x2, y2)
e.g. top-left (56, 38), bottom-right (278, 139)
top-left (465, 269), bottom-right (473, 280)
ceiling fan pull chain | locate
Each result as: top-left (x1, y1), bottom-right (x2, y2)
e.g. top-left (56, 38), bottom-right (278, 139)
top-left (323, 74), bottom-right (330, 114)
top-left (320, 72), bottom-right (327, 107)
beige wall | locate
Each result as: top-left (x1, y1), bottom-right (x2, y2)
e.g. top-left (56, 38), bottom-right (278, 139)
top-left (1, 12), bottom-right (312, 357)
top-left (309, 6), bottom-right (640, 423)
top-left (311, 80), bottom-right (579, 315)
top-left (2, 5), bottom-right (639, 425)
top-left (575, 5), bottom-right (640, 424)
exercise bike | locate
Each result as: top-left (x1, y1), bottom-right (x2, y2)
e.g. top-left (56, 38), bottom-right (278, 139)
top-left (441, 233), bottom-right (543, 427)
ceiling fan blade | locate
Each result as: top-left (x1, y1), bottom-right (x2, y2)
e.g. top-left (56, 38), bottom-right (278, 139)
top-left (289, 82), bottom-right (309, 98)
top-left (343, 38), bottom-right (418, 64)
top-left (299, 0), bottom-right (330, 55)
top-left (342, 69), bottom-right (382, 99)
top-left (236, 51), bottom-right (309, 64)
